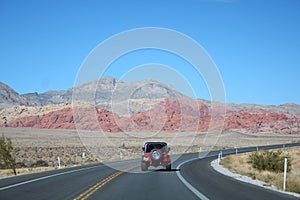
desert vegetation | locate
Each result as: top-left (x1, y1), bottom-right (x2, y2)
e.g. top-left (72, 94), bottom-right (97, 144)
top-left (0, 134), bottom-right (17, 175)
top-left (0, 127), bottom-right (300, 178)
top-left (221, 147), bottom-right (300, 194)
top-left (248, 150), bottom-right (291, 173)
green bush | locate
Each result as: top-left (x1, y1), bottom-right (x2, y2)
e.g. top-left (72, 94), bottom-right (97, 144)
top-left (0, 134), bottom-right (17, 175)
top-left (248, 150), bottom-right (291, 173)
top-left (31, 160), bottom-right (49, 167)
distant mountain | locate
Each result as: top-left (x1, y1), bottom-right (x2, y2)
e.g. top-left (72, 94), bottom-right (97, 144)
top-left (1, 78), bottom-right (300, 116)
top-left (21, 90), bottom-right (67, 106)
top-left (225, 102), bottom-right (300, 116)
top-left (1, 99), bottom-right (299, 134)
top-left (1, 78), bottom-right (300, 134)
top-left (0, 82), bottom-right (28, 109)
top-left (0, 77), bottom-right (186, 112)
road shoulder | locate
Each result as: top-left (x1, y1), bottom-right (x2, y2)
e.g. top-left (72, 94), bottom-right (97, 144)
top-left (211, 159), bottom-right (300, 199)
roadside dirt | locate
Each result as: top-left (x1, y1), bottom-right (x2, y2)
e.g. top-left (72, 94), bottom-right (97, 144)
top-left (1, 127), bottom-right (300, 178)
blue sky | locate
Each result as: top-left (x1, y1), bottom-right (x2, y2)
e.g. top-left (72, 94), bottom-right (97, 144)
top-left (0, 0), bottom-right (300, 105)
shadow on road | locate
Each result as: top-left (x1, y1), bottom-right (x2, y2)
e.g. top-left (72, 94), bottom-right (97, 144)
top-left (151, 168), bottom-right (180, 172)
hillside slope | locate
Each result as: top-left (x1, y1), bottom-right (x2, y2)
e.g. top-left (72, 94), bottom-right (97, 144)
top-left (1, 78), bottom-right (300, 134)
top-left (1, 99), bottom-right (299, 134)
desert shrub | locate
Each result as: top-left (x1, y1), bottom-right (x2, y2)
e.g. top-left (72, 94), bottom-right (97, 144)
top-left (0, 162), bottom-right (7, 169)
top-left (0, 134), bottom-right (17, 175)
top-left (15, 162), bottom-right (27, 168)
top-left (248, 150), bottom-right (291, 173)
top-left (0, 162), bottom-right (22, 169)
top-left (31, 160), bottom-right (49, 167)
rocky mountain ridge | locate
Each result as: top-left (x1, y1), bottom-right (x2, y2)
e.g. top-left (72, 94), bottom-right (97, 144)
top-left (0, 77), bottom-right (185, 112)
top-left (0, 82), bottom-right (28, 109)
top-left (1, 78), bottom-right (300, 134)
top-left (1, 78), bottom-right (299, 115)
top-left (1, 99), bottom-right (299, 134)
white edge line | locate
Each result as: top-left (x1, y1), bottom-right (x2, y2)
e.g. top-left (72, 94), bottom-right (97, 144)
top-left (177, 144), bottom-right (300, 200)
top-left (176, 158), bottom-right (210, 200)
top-left (0, 165), bottom-right (100, 191)
top-left (211, 159), bottom-right (300, 198)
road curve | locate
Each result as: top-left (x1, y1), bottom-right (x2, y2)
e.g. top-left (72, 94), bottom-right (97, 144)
top-left (179, 143), bottom-right (300, 200)
top-left (0, 143), bottom-right (299, 200)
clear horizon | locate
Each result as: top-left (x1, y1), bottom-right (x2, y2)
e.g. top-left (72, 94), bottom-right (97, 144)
top-left (1, 0), bottom-right (300, 105)
top-left (1, 76), bottom-right (298, 106)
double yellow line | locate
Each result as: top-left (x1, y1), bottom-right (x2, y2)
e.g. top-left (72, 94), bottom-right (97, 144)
top-left (74, 165), bottom-right (138, 200)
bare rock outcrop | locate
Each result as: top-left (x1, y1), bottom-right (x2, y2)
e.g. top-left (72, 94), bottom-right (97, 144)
top-left (1, 94), bottom-right (299, 134)
top-left (2, 98), bottom-right (300, 134)
top-left (224, 112), bottom-right (300, 134)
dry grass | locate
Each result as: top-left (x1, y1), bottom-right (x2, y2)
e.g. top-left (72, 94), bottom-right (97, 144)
top-left (0, 166), bottom-right (57, 178)
top-left (221, 147), bottom-right (300, 194)
top-left (1, 127), bottom-right (300, 178)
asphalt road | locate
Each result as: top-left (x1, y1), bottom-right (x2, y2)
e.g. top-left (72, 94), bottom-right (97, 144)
top-left (0, 143), bottom-right (299, 200)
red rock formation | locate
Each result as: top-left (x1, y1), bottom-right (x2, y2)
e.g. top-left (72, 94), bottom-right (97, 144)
top-left (5, 107), bottom-right (75, 129)
top-left (224, 111), bottom-right (300, 134)
top-left (3, 106), bottom-right (122, 132)
top-left (2, 99), bottom-right (300, 134)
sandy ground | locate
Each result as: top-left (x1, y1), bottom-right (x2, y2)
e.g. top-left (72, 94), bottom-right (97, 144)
top-left (1, 127), bottom-right (300, 177)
